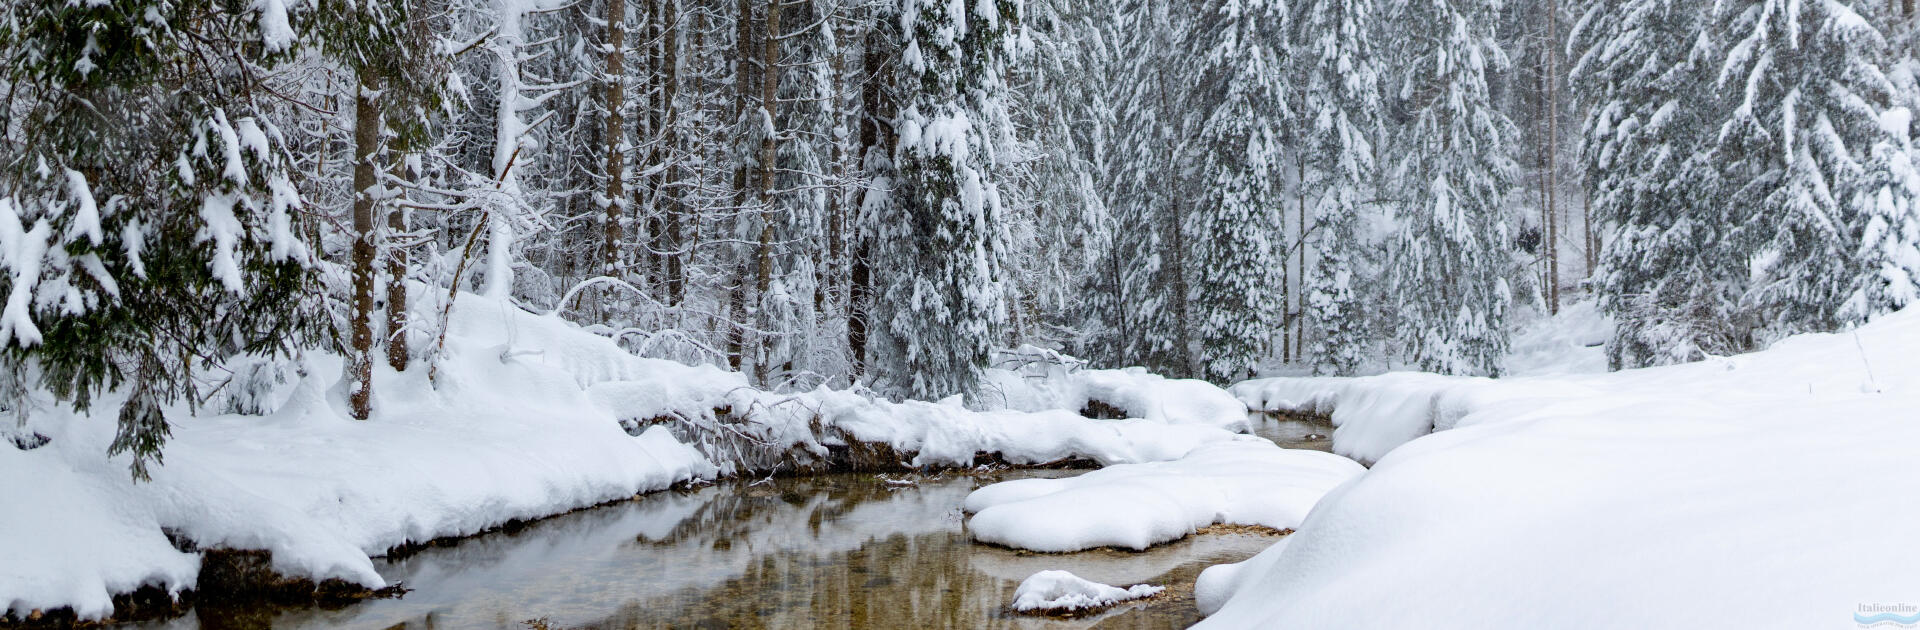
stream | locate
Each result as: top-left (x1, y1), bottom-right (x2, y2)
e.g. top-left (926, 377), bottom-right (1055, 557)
top-left (132, 415), bottom-right (1332, 629)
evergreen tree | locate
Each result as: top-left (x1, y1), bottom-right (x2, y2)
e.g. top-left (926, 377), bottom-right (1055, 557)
top-left (1295, 0), bottom-right (1384, 375)
top-left (871, 0), bottom-right (1022, 401)
top-left (0, 0), bottom-right (326, 478)
top-left (1385, 0), bottom-right (1517, 376)
top-left (1714, 0), bottom-right (1919, 340)
top-left (1187, 0), bottom-right (1291, 383)
top-left (1079, 0), bottom-right (1197, 377)
top-left (1572, 0), bottom-right (1742, 367)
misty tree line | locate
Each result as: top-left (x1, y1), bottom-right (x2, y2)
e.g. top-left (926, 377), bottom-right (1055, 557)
top-left (4, 0), bottom-right (1920, 475)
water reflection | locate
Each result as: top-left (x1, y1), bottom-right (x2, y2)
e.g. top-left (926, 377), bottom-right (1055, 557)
top-left (134, 418), bottom-right (1335, 630)
top-left (1249, 413), bottom-right (1334, 452)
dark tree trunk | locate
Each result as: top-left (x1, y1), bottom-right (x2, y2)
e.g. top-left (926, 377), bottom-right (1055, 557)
top-left (385, 155), bottom-right (411, 372)
top-left (604, 0), bottom-right (627, 276)
top-left (349, 76), bottom-right (381, 420)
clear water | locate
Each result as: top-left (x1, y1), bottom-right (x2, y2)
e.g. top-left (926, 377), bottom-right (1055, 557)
top-left (135, 415), bottom-right (1336, 629)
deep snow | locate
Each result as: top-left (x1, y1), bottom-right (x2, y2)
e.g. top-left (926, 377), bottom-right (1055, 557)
top-left (1202, 307), bottom-right (1920, 628)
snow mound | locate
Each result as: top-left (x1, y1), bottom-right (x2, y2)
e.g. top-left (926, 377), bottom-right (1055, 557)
top-left (1193, 538), bottom-right (1290, 616)
top-left (981, 347), bottom-right (1252, 432)
top-left (1010, 570), bottom-right (1163, 613)
top-left (1201, 307), bottom-right (1920, 628)
top-left (964, 440), bottom-right (1362, 552)
top-left (0, 295), bottom-right (719, 621)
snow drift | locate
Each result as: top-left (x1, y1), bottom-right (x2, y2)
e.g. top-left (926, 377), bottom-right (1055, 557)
top-left (1202, 308), bottom-right (1920, 628)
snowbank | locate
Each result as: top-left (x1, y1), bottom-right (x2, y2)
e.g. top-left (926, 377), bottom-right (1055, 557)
top-left (964, 440), bottom-right (1362, 552)
top-left (1010, 570), bottom-right (1163, 613)
top-left (0, 296), bottom-right (717, 621)
top-left (1202, 308), bottom-right (1920, 628)
top-left (1503, 299), bottom-right (1611, 376)
top-left (981, 347), bottom-right (1252, 432)
top-left (1192, 538), bottom-right (1289, 616)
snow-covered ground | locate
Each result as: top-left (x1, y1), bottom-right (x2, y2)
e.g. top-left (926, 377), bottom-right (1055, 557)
top-left (1009, 570), bottom-right (1163, 613)
top-left (1202, 307), bottom-right (1920, 628)
top-left (964, 440), bottom-right (1361, 552)
top-left (0, 295), bottom-right (1256, 622)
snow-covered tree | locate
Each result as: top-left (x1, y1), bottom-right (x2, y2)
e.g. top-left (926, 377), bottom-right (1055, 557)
top-left (0, 0), bottom-right (326, 478)
top-left (1573, 0), bottom-right (1743, 367)
top-left (1295, 0), bottom-right (1384, 375)
top-left (1714, 0), bottom-right (1920, 341)
top-left (1079, 0), bottom-right (1198, 377)
top-left (870, 0), bottom-right (1022, 401)
top-left (1384, 0), bottom-right (1517, 376)
top-left (1187, 0), bottom-right (1291, 383)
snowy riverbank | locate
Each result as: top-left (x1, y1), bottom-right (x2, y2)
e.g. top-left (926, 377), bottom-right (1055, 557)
top-left (1200, 308), bottom-right (1920, 628)
top-left (0, 295), bottom-right (1259, 624)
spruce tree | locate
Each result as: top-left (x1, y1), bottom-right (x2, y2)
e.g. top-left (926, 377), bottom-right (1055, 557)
top-left (1385, 0), bottom-right (1517, 376)
top-left (0, 0), bottom-right (326, 478)
top-left (1080, 0), bottom-right (1198, 377)
top-left (1714, 0), bottom-right (1919, 339)
top-left (871, 0), bottom-right (1021, 401)
top-left (1572, 0), bottom-right (1741, 367)
top-left (1296, 0), bottom-right (1384, 376)
top-left (1187, 0), bottom-right (1291, 383)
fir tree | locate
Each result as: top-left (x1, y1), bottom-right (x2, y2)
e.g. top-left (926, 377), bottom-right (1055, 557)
top-left (1187, 0), bottom-right (1291, 383)
top-left (1385, 0), bottom-right (1517, 376)
top-left (870, 0), bottom-right (1022, 401)
top-left (1296, 0), bottom-right (1384, 375)
top-left (1714, 0), bottom-right (1919, 340)
top-left (0, 0), bottom-right (326, 478)
top-left (1572, 0), bottom-right (1743, 367)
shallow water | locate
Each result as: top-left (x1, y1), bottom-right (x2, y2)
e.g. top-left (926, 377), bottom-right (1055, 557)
top-left (1249, 413), bottom-right (1334, 452)
top-left (136, 416), bottom-right (1336, 630)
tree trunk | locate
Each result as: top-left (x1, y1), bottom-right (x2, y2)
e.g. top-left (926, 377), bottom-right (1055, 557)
top-left (604, 0), bottom-right (627, 276)
top-left (1544, 0), bottom-right (1561, 314)
top-left (849, 9), bottom-right (891, 381)
top-left (385, 155), bottom-right (411, 372)
top-left (661, 0), bottom-right (685, 305)
top-left (753, 0), bottom-right (780, 383)
top-left (640, 0), bottom-right (664, 291)
top-left (349, 76), bottom-right (380, 420)
top-left (1167, 193), bottom-right (1193, 378)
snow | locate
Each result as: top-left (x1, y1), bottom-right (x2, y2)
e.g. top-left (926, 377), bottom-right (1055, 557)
top-left (1201, 306), bottom-right (1920, 629)
top-left (1009, 570), bottom-right (1163, 613)
top-left (0, 295), bottom-right (717, 620)
top-left (0, 200), bottom-right (50, 346)
top-left (197, 194), bottom-right (246, 294)
top-left (1, 292), bottom-right (1258, 621)
top-left (964, 440), bottom-right (1362, 552)
top-left (1502, 299), bottom-right (1611, 376)
top-left (981, 347), bottom-right (1253, 431)
top-left (1192, 538), bottom-right (1288, 616)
